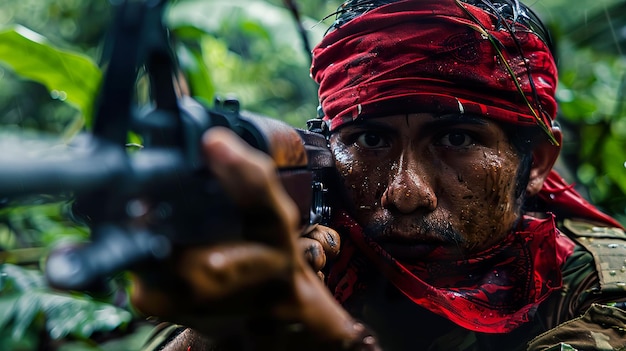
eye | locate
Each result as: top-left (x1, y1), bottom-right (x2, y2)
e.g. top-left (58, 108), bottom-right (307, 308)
top-left (356, 132), bottom-right (388, 149)
top-left (438, 132), bottom-right (474, 147)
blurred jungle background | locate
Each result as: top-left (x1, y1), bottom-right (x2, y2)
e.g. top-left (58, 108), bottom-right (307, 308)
top-left (0, 0), bottom-right (625, 349)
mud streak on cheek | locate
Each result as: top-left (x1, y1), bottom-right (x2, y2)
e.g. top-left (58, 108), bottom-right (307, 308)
top-left (330, 142), bottom-right (361, 213)
top-left (477, 151), bottom-right (520, 244)
top-left (331, 141), bottom-right (388, 221)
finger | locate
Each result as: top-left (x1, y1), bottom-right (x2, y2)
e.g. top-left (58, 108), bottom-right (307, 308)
top-left (202, 128), bottom-right (279, 209)
top-left (179, 243), bottom-right (290, 303)
top-left (130, 242), bottom-right (290, 318)
top-left (317, 271), bottom-right (325, 282)
top-left (305, 225), bottom-right (341, 260)
top-left (201, 128), bottom-right (300, 249)
top-left (298, 237), bottom-right (326, 272)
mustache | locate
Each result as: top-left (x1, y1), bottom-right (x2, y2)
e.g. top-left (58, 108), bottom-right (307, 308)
top-left (363, 216), bottom-right (466, 246)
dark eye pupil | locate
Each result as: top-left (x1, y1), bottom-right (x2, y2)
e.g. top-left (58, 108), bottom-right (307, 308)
top-left (448, 133), bottom-right (466, 146)
top-left (364, 134), bottom-right (380, 146)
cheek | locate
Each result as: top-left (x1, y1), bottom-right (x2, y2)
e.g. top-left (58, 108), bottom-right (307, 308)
top-left (331, 144), bottom-right (387, 215)
top-left (453, 149), bottom-right (521, 247)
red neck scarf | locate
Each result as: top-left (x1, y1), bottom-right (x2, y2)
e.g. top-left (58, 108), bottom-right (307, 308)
top-left (328, 212), bottom-right (576, 333)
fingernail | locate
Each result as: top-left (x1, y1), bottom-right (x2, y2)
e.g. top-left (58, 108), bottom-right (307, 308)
top-left (208, 252), bottom-right (227, 269)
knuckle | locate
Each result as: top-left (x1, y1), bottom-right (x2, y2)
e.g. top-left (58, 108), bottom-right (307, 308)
top-left (309, 227), bottom-right (341, 254)
top-left (304, 240), bottom-right (326, 270)
top-left (317, 271), bottom-right (326, 281)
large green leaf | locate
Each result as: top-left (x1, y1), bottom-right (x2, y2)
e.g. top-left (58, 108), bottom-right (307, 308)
top-left (0, 25), bottom-right (101, 125)
top-left (176, 41), bottom-right (216, 105)
top-left (0, 264), bottom-right (132, 343)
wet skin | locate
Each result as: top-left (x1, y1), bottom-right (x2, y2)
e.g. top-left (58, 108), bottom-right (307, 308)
top-left (329, 113), bottom-right (526, 261)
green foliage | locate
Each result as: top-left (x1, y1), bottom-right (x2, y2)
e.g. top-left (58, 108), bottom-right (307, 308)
top-left (0, 264), bottom-right (141, 351)
top-left (536, 1), bottom-right (626, 223)
top-left (0, 201), bottom-right (88, 251)
top-left (167, 0), bottom-right (327, 126)
top-left (0, 0), bottom-right (108, 135)
top-left (0, 26), bottom-right (102, 127)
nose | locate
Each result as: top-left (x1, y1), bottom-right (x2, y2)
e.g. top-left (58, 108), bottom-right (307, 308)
top-left (381, 152), bottom-right (437, 214)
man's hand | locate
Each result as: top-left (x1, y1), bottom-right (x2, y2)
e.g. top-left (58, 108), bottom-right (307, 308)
top-left (130, 127), bottom-right (364, 350)
top-left (300, 225), bottom-right (341, 280)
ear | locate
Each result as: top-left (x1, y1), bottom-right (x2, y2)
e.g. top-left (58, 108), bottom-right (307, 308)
top-left (526, 128), bottom-right (562, 196)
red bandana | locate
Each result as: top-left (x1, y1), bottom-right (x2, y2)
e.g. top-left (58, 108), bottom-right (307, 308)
top-left (540, 171), bottom-right (624, 229)
top-left (328, 211), bottom-right (576, 333)
top-left (311, 0), bottom-right (557, 136)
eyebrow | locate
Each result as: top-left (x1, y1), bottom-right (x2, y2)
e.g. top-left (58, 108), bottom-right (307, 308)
top-left (347, 114), bottom-right (490, 130)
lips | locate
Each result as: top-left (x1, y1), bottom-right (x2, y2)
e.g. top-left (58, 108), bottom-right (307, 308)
top-left (378, 241), bottom-right (441, 261)
top-left (364, 214), bottom-right (464, 261)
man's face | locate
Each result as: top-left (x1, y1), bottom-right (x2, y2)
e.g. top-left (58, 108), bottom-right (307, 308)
top-left (329, 113), bottom-right (525, 261)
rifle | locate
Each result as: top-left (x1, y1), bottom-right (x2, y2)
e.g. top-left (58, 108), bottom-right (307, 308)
top-left (0, 0), bottom-right (335, 291)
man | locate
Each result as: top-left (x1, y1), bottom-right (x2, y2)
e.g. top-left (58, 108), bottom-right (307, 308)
top-left (134, 0), bottom-right (626, 350)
